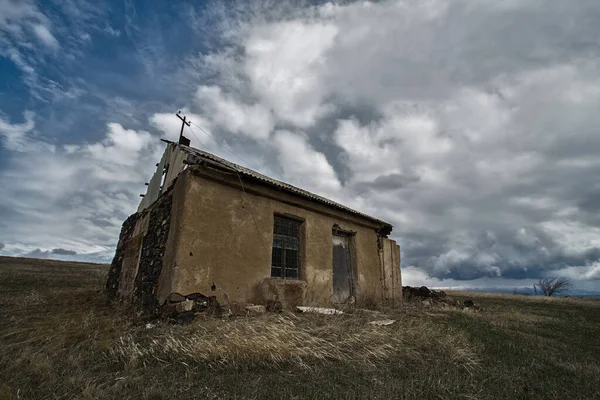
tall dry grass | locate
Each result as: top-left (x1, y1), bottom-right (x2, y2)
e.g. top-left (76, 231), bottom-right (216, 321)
top-left (0, 287), bottom-right (480, 398)
top-left (109, 312), bottom-right (480, 372)
top-left (2, 257), bottom-right (599, 399)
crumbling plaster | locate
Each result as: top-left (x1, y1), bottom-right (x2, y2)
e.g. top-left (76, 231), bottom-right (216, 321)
top-left (155, 166), bottom-right (401, 308)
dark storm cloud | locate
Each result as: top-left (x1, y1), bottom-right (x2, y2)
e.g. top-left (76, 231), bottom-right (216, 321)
top-left (576, 188), bottom-right (600, 214)
top-left (371, 173), bottom-right (420, 191)
top-left (353, 173), bottom-right (420, 195)
top-left (51, 248), bottom-right (77, 255)
top-left (87, 217), bottom-right (119, 229)
top-left (402, 223), bottom-right (600, 281)
top-left (23, 249), bottom-right (51, 259)
top-left (22, 248), bottom-right (78, 258)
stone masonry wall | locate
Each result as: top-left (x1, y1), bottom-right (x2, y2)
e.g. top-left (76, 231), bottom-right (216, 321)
top-left (106, 189), bottom-right (173, 312)
top-left (106, 213), bottom-right (140, 299)
top-left (133, 193), bottom-right (173, 313)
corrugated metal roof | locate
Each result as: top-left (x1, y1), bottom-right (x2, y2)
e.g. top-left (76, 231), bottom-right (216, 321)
top-left (179, 143), bottom-right (393, 233)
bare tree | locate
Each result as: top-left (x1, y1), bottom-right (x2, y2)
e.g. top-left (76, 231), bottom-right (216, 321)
top-left (533, 276), bottom-right (573, 297)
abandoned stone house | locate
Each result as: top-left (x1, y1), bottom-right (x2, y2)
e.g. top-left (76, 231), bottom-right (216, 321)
top-left (106, 139), bottom-right (401, 313)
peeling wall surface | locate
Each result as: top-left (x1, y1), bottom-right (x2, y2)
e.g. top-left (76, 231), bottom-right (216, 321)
top-left (332, 234), bottom-right (352, 304)
top-left (108, 143), bottom-right (402, 312)
top-left (381, 237), bottom-right (402, 304)
top-left (155, 166), bottom-right (401, 309)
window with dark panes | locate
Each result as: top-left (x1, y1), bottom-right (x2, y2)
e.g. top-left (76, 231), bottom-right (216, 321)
top-left (271, 216), bottom-right (301, 279)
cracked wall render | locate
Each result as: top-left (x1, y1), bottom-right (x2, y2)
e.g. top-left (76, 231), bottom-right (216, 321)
top-left (155, 167), bottom-right (401, 308)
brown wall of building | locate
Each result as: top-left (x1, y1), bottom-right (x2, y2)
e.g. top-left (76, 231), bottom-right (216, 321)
top-left (381, 238), bottom-right (402, 304)
top-left (156, 166), bottom-right (399, 308)
top-left (156, 170), bottom-right (189, 305)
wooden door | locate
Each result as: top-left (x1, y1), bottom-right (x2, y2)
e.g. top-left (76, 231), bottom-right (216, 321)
top-left (332, 233), bottom-right (352, 304)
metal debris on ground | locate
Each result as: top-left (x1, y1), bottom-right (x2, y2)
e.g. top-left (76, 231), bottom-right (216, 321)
top-left (357, 309), bottom-right (382, 315)
top-left (296, 306), bottom-right (344, 315)
top-left (368, 319), bottom-right (396, 326)
top-left (245, 305), bottom-right (266, 314)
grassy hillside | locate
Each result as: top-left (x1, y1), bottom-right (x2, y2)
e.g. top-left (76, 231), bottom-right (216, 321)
top-left (0, 256), bottom-right (599, 399)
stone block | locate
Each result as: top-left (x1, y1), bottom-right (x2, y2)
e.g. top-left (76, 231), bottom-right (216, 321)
top-left (166, 292), bottom-right (186, 303)
top-left (175, 300), bottom-right (194, 313)
top-left (245, 305), bottom-right (266, 314)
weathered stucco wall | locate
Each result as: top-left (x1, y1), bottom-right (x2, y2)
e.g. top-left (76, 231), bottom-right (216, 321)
top-left (155, 166), bottom-right (401, 308)
top-left (381, 238), bottom-right (402, 305)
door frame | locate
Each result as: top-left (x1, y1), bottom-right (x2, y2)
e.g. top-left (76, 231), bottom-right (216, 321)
top-left (331, 226), bottom-right (357, 304)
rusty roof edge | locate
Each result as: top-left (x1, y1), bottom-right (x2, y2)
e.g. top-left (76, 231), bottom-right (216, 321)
top-left (172, 142), bottom-right (393, 232)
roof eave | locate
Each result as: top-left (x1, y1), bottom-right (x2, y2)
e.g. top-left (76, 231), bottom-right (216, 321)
top-left (170, 141), bottom-right (394, 233)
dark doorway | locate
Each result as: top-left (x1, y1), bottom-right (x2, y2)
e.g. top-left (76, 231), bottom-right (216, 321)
top-left (332, 233), bottom-right (352, 304)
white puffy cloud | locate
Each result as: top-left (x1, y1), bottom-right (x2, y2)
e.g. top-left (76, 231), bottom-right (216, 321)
top-left (0, 0), bottom-right (58, 48)
top-left (272, 130), bottom-right (341, 199)
top-left (0, 120), bottom-right (164, 260)
top-left (243, 20), bottom-right (338, 127)
top-left (103, 25), bottom-right (121, 37)
top-left (86, 123), bottom-right (154, 166)
top-left (195, 86), bottom-right (274, 140)
top-left (584, 263), bottom-right (600, 280)
top-left (31, 23), bottom-right (58, 49)
top-left (0, 111), bottom-right (35, 151)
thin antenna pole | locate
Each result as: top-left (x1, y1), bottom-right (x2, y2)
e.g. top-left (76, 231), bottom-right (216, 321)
top-left (175, 111), bottom-right (191, 146)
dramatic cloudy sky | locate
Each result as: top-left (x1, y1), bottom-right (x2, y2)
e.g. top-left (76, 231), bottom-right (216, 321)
top-left (1, 0), bottom-right (599, 292)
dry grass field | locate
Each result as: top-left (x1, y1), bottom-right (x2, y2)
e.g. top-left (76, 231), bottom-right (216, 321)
top-left (0, 256), bottom-right (599, 399)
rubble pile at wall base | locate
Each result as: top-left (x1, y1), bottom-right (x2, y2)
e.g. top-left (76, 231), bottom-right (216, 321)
top-left (402, 286), bottom-right (447, 300)
top-left (159, 292), bottom-right (221, 324)
top-left (158, 292), bottom-right (277, 324)
top-left (402, 286), bottom-right (478, 309)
